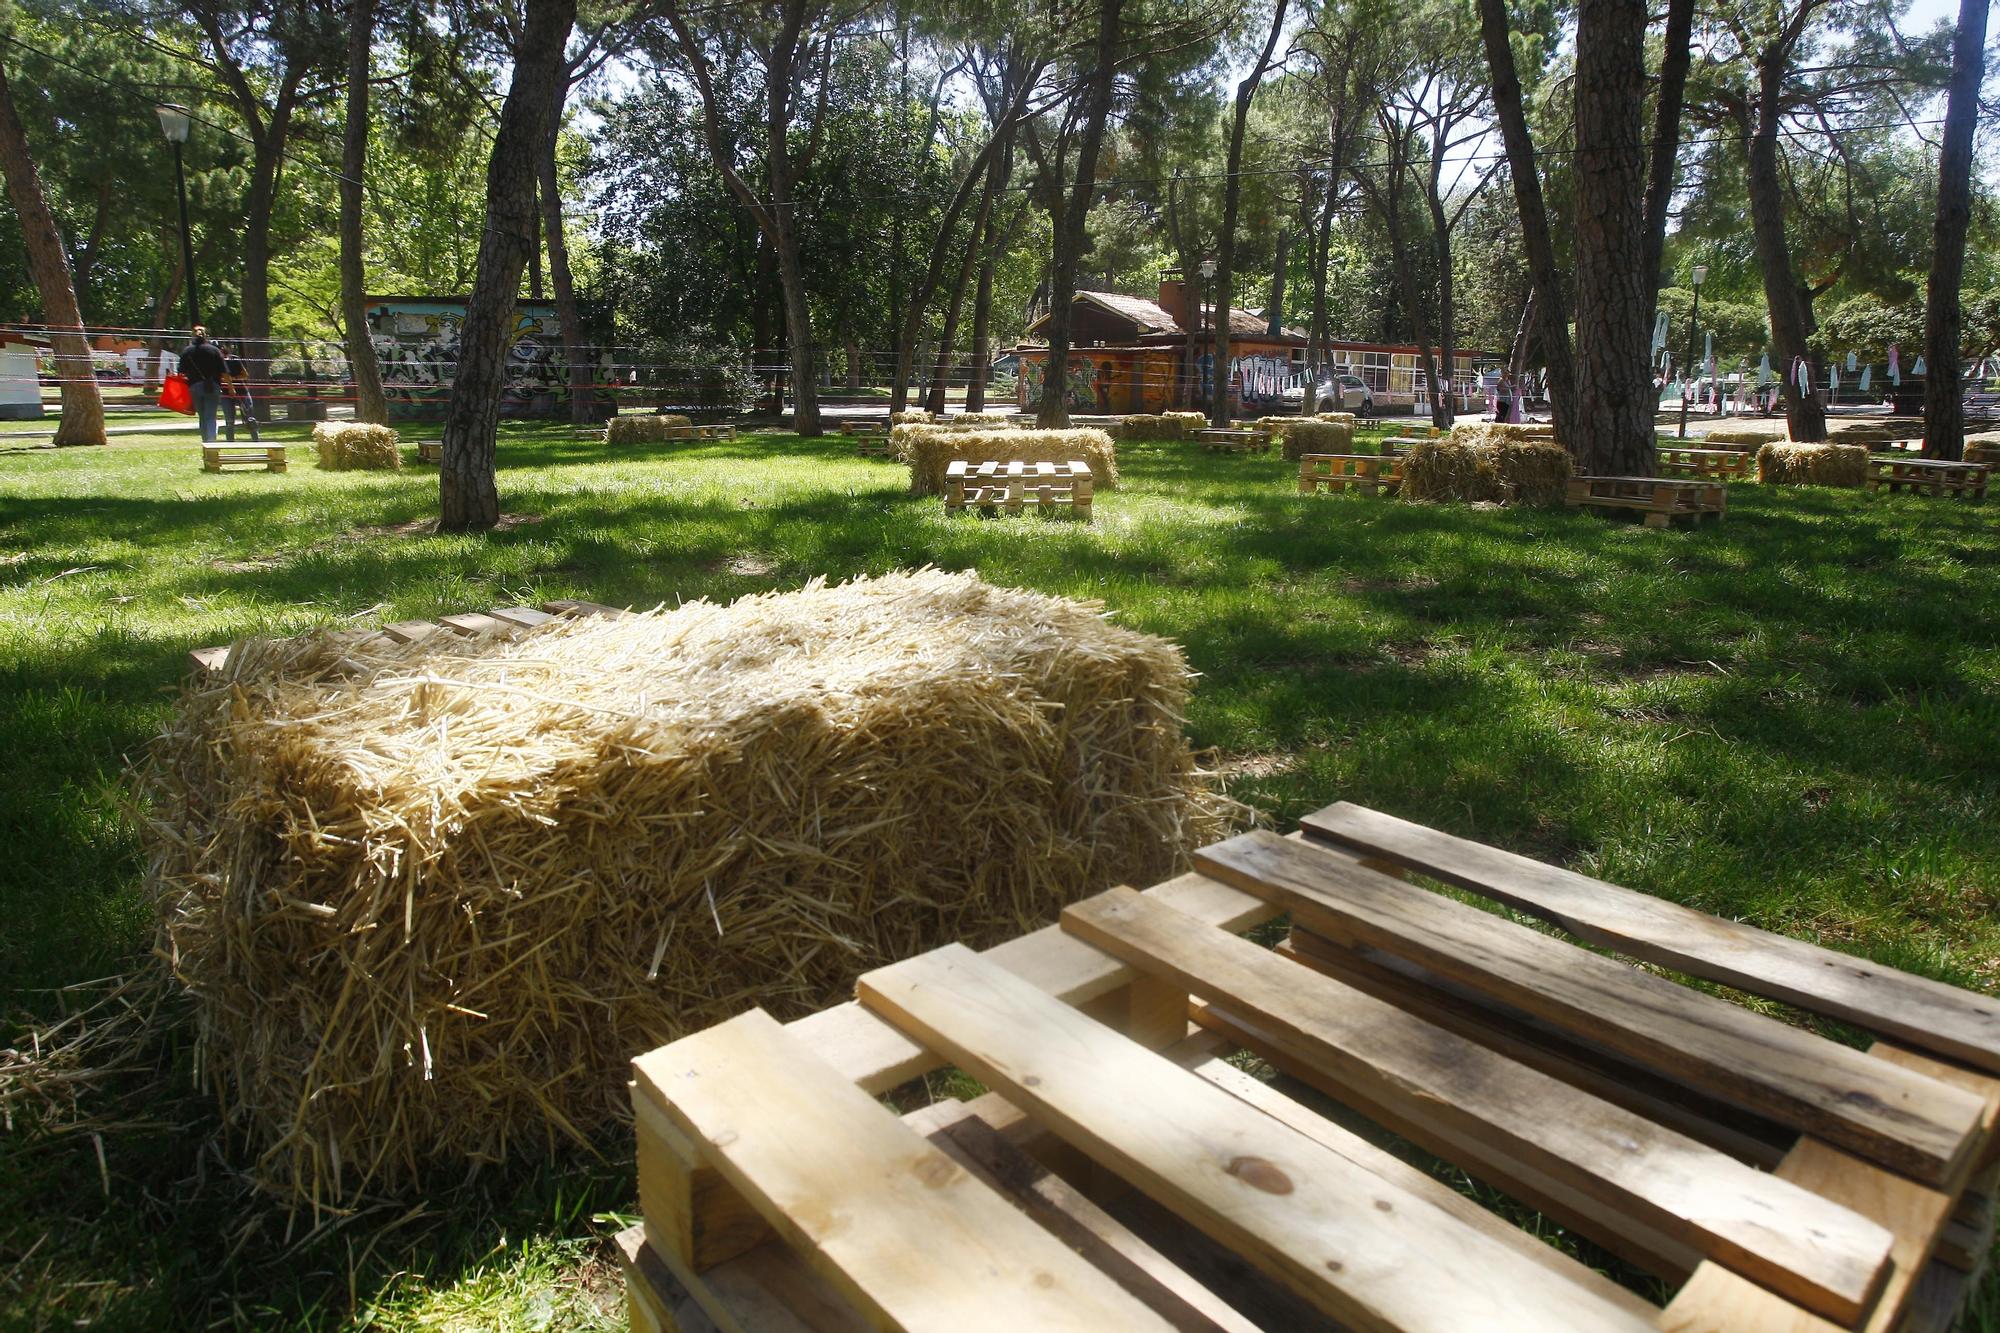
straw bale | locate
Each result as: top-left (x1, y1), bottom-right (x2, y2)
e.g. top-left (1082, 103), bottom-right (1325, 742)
top-left (1399, 438), bottom-right (1573, 506)
top-left (1447, 421), bottom-right (1555, 448)
top-left (606, 414), bottom-right (696, 444)
top-left (1705, 424), bottom-right (1788, 447)
top-left (1117, 413), bottom-right (1198, 441)
top-left (1316, 411), bottom-right (1359, 430)
top-left (146, 570), bottom-right (1232, 1205)
top-left (1164, 411), bottom-right (1208, 433)
top-left (1277, 418), bottom-right (1355, 461)
top-left (312, 422), bottom-right (401, 471)
top-left (1756, 441), bottom-right (1868, 487)
top-left (894, 425), bottom-right (1118, 495)
top-left (1964, 439), bottom-right (2000, 466)
top-left (891, 410), bottom-right (942, 425)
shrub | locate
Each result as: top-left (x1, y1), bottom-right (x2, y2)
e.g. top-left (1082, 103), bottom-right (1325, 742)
top-left (1756, 442), bottom-right (1869, 487)
top-left (312, 422), bottom-right (401, 471)
top-left (895, 425), bottom-right (1118, 495)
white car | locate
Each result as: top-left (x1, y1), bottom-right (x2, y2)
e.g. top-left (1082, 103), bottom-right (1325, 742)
top-left (1313, 373), bottom-right (1375, 415)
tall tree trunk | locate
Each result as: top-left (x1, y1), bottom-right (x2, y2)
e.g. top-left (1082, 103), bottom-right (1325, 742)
top-left (1425, 147), bottom-right (1459, 428)
top-left (1640, 0), bottom-right (1695, 334)
top-left (528, 183), bottom-right (544, 300)
top-left (964, 204), bottom-right (1017, 414)
top-left (340, 0), bottom-right (389, 424)
top-left (1038, 0), bottom-right (1124, 428)
top-left (1267, 228), bottom-right (1288, 337)
top-left (844, 334), bottom-right (862, 391)
top-left (539, 125), bottom-right (593, 424)
top-left (439, 0), bottom-right (576, 532)
top-left (1509, 287), bottom-right (1537, 381)
top-left (1571, 0), bottom-right (1657, 474)
top-left (1476, 0), bottom-right (1578, 442)
top-left (240, 83), bottom-right (298, 424)
top-left (925, 146), bottom-right (1007, 414)
top-left (0, 56), bottom-right (104, 446)
top-left (1743, 77), bottom-right (1825, 442)
top-left (1924, 0), bottom-right (1989, 460)
top-left (145, 242), bottom-right (186, 393)
top-left (1210, 0), bottom-right (1288, 426)
top-left (1306, 169), bottom-right (1338, 413)
top-left (1379, 187), bottom-right (1443, 424)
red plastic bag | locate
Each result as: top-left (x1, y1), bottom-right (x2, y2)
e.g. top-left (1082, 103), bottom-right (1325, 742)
top-left (158, 372), bottom-right (193, 415)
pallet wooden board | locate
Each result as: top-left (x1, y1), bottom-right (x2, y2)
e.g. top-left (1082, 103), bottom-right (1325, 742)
top-left (189, 598), bottom-right (624, 675)
top-left (1566, 475), bottom-right (1725, 526)
top-left (1194, 830), bottom-right (1986, 1187)
top-left (1867, 457), bottom-right (1988, 498)
top-left (201, 444), bottom-right (286, 473)
top-left (1298, 801), bottom-right (2000, 1078)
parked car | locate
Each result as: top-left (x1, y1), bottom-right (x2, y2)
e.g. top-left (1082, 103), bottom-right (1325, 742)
top-left (1312, 372), bottom-right (1375, 415)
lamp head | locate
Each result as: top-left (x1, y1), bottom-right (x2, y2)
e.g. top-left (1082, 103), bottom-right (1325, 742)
top-left (1690, 263), bottom-right (1709, 288)
top-left (1198, 258), bottom-right (1216, 279)
top-left (155, 103), bottom-right (192, 144)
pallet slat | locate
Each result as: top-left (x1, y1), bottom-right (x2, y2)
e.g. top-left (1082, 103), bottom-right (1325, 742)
top-left (1061, 887), bottom-right (1894, 1326)
top-left (1298, 802), bottom-right (2000, 1078)
top-left (857, 944), bottom-right (1658, 1333)
top-left (639, 1009), bottom-right (1180, 1331)
top-left (1195, 830), bottom-right (1987, 1187)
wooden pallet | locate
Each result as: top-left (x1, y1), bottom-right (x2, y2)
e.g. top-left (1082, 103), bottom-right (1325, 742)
top-left (1298, 452), bottom-right (1402, 496)
top-left (186, 597), bottom-right (625, 676)
top-left (854, 440), bottom-right (894, 457)
top-left (201, 444), bottom-right (286, 473)
top-left (838, 420), bottom-right (889, 437)
top-left (1380, 436), bottom-right (1431, 457)
top-left (1657, 445), bottom-right (1751, 480)
top-left (943, 459), bottom-right (1092, 518)
top-left (1198, 428), bottom-right (1269, 453)
top-left (626, 799), bottom-right (2000, 1332)
top-left (1567, 475), bottom-right (1726, 527)
top-left (414, 439), bottom-right (443, 464)
top-left (1868, 457), bottom-right (1989, 499)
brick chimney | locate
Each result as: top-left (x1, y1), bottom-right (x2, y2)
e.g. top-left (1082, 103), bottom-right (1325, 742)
top-left (1157, 271), bottom-right (1189, 331)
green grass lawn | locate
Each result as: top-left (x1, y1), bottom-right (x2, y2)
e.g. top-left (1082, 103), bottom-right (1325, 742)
top-left (3, 422), bottom-right (1998, 1328)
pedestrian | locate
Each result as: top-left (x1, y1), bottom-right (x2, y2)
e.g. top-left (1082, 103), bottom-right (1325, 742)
top-left (221, 343), bottom-right (259, 442)
top-left (179, 325), bottom-right (226, 444)
top-left (1493, 373), bottom-right (1511, 422)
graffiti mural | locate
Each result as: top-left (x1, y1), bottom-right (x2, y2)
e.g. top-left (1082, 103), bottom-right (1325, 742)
top-left (1230, 353), bottom-right (1293, 409)
top-left (365, 298), bottom-right (593, 420)
top-left (1019, 356), bottom-right (1097, 412)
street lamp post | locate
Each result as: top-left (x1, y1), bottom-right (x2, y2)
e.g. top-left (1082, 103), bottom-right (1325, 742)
top-left (1676, 261), bottom-right (1708, 440)
top-left (1198, 256), bottom-right (1216, 413)
top-left (155, 104), bottom-right (198, 330)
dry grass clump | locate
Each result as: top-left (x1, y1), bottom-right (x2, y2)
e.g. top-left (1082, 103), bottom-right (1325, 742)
top-left (1757, 441), bottom-right (1868, 487)
top-left (1278, 418), bottom-right (1356, 461)
top-left (1705, 424), bottom-right (1788, 447)
top-left (1400, 438), bottom-right (1573, 506)
top-left (606, 414), bottom-right (695, 445)
top-left (1118, 413), bottom-right (1201, 441)
top-left (895, 425), bottom-right (1118, 495)
top-left (145, 569), bottom-right (1234, 1206)
top-left (312, 422), bottom-right (401, 471)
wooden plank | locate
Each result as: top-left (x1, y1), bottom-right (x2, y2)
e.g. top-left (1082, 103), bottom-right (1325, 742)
top-left (1062, 887), bottom-right (1893, 1326)
top-left (436, 611), bottom-right (509, 637)
top-left (635, 1092), bottom-right (772, 1272)
top-left (768, 871), bottom-right (1275, 1097)
top-left (379, 619), bottom-right (442, 644)
top-left (1300, 801), bottom-right (2000, 1076)
top-left (540, 598), bottom-right (626, 618)
top-left (1196, 829), bottom-right (1986, 1187)
top-left (486, 605), bottom-right (555, 629)
top-left (188, 645), bottom-right (230, 674)
top-left (636, 1008), bottom-right (1177, 1332)
top-left (857, 943), bottom-right (1658, 1333)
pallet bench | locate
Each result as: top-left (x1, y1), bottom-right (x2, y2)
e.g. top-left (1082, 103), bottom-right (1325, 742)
top-left (186, 597), bottom-right (624, 676)
top-left (1298, 452), bottom-right (1402, 496)
top-left (1197, 428), bottom-right (1269, 453)
top-left (1380, 435), bottom-right (1431, 457)
top-left (201, 443), bottom-right (286, 473)
top-left (1656, 445), bottom-right (1751, 480)
top-left (943, 459), bottom-right (1092, 518)
top-left (1868, 457), bottom-right (1989, 499)
top-left (414, 439), bottom-right (442, 465)
top-left (622, 799), bottom-right (2000, 1333)
top-left (838, 420), bottom-right (889, 437)
top-left (1567, 475), bottom-right (1726, 527)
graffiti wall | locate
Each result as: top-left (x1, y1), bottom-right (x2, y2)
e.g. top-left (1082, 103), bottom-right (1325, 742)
top-left (365, 297), bottom-right (594, 420)
top-left (1019, 356), bottom-right (1098, 412)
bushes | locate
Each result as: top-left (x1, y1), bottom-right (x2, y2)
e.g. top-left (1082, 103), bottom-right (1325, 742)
top-left (1756, 442), bottom-right (1868, 487)
top-left (1400, 438), bottom-right (1573, 506)
top-left (606, 414), bottom-right (696, 445)
top-left (895, 425), bottom-right (1118, 495)
top-left (1278, 418), bottom-right (1356, 461)
top-left (312, 422), bottom-right (401, 471)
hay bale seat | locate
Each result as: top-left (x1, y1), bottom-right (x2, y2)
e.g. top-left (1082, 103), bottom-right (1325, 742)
top-left (896, 424), bottom-right (1116, 496)
top-left (1757, 442), bottom-right (1869, 488)
top-left (312, 423), bottom-right (400, 471)
top-left (148, 570), bottom-right (1229, 1205)
top-left (606, 414), bottom-right (696, 445)
top-left (1400, 438), bottom-right (1573, 506)
top-left (1116, 412), bottom-right (1206, 442)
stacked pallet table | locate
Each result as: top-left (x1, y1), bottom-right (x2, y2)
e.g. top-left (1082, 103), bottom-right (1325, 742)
top-left (201, 443), bottom-right (286, 473)
top-left (414, 439), bottom-right (443, 464)
top-left (1867, 457), bottom-right (1989, 499)
top-left (186, 597), bottom-right (622, 675)
top-left (1567, 475), bottom-right (1726, 527)
top-left (1298, 453), bottom-right (1402, 496)
top-left (1198, 428), bottom-right (1269, 453)
top-left (621, 800), bottom-right (2000, 1332)
top-left (943, 459), bottom-right (1092, 518)
top-left (1657, 445), bottom-right (1751, 480)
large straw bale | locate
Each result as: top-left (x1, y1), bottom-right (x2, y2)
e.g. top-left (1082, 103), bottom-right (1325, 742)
top-left (1399, 438), bottom-right (1573, 506)
top-left (312, 422), bottom-right (401, 471)
top-left (606, 414), bottom-right (696, 444)
top-left (1118, 413), bottom-right (1197, 441)
top-left (1705, 424), bottom-right (1788, 447)
top-left (1756, 441), bottom-right (1868, 487)
top-left (1277, 418), bottom-right (1355, 461)
top-left (146, 570), bottom-right (1232, 1205)
top-left (891, 410), bottom-right (942, 425)
top-left (1164, 411), bottom-right (1208, 433)
top-left (1965, 439), bottom-right (2000, 466)
top-left (895, 424), bottom-right (1117, 495)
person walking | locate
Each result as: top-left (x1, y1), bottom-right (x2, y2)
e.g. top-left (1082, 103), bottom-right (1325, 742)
top-left (220, 342), bottom-right (259, 442)
top-left (179, 326), bottom-right (226, 444)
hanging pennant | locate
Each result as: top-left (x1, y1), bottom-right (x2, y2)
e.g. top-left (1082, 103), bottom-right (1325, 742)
top-left (1846, 351), bottom-right (1858, 373)
top-left (1651, 310), bottom-right (1669, 355)
top-left (1888, 345), bottom-right (1901, 384)
top-left (1757, 353), bottom-right (1773, 386)
top-left (1830, 363), bottom-right (1841, 393)
top-left (1859, 364), bottom-right (1872, 393)
top-left (1912, 355), bottom-right (1927, 376)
